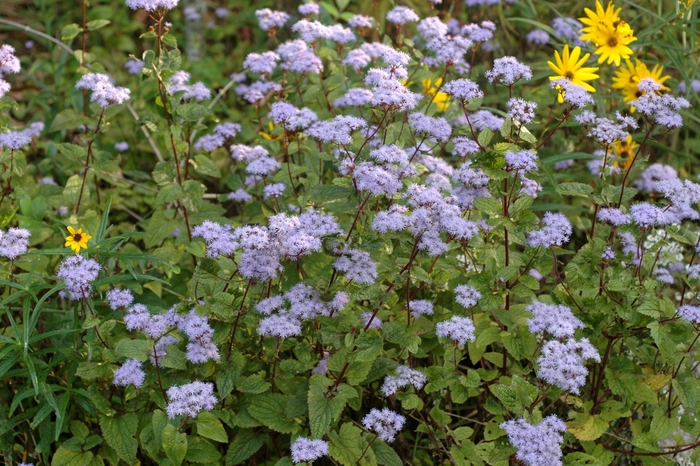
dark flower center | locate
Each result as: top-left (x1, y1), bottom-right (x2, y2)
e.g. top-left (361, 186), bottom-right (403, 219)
top-left (565, 71), bottom-right (575, 79)
top-left (73, 234), bottom-right (82, 242)
top-left (607, 37), bottom-right (618, 47)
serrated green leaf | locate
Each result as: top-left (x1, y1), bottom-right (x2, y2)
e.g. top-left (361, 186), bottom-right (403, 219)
top-left (226, 429), bottom-right (264, 466)
top-left (328, 423), bottom-right (363, 466)
top-left (86, 19), bottom-right (110, 31)
top-left (162, 423), bottom-right (188, 466)
top-left (248, 394), bottom-right (298, 434)
top-left (99, 414), bottom-right (138, 464)
top-left (196, 412), bottom-right (228, 443)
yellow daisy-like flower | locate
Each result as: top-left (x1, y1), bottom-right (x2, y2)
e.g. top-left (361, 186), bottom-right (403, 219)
top-left (65, 226), bottom-right (92, 254)
top-left (548, 45), bottom-right (600, 102)
top-left (614, 134), bottom-right (639, 170)
top-left (258, 121), bottom-right (283, 141)
top-left (579, 1), bottom-right (637, 66)
top-left (422, 78), bottom-right (450, 112)
top-left (612, 59), bottom-right (670, 104)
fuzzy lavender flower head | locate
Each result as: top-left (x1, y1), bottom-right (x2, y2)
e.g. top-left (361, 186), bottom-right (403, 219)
top-left (551, 79), bottom-right (593, 108)
top-left (505, 149), bottom-right (538, 173)
top-left (386, 6), bottom-right (419, 25)
top-left (334, 249), bottom-right (378, 285)
top-left (193, 221), bottom-right (238, 257)
top-left (417, 17), bottom-right (448, 40)
top-left (526, 30), bottom-right (549, 45)
top-left (442, 78), bottom-right (483, 102)
top-left (124, 58), bottom-right (144, 75)
top-left (268, 102), bottom-right (318, 131)
top-left (381, 365), bottom-right (427, 396)
top-left (291, 438), bottom-right (329, 464)
top-left (409, 113), bottom-right (452, 142)
top-left (228, 189), bottom-right (252, 203)
top-left (335, 88), bottom-right (373, 107)
top-left (362, 312), bottom-right (382, 329)
top-left (166, 381), bottom-right (217, 419)
top-left (57, 255), bottom-right (101, 300)
top-left (633, 78), bottom-right (691, 128)
top-left (264, 183), bottom-right (286, 198)
top-left (106, 289), bottom-right (134, 310)
top-left (353, 162), bottom-right (402, 197)
top-left (436, 315), bottom-right (476, 345)
top-left (527, 301), bottom-right (584, 338)
top-left (0, 45), bottom-right (20, 76)
top-left (298, 3), bottom-right (320, 15)
top-left (485, 57), bottom-right (532, 84)
top-left (409, 300), bottom-right (434, 319)
top-left (125, 0), bottom-right (179, 11)
top-left (451, 136), bottom-right (479, 157)
top-left (597, 207), bottom-right (631, 226)
top-left (678, 304), bottom-right (700, 324)
top-left (113, 359), bottom-right (146, 387)
top-left (259, 314), bottom-right (302, 338)
top-left (454, 285), bottom-right (481, 309)
top-left (0, 131), bottom-right (31, 151)
top-left (256, 9), bottom-right (289, 31)
top-left (635, 164), bottom-right (678, 192)
top-left (527, 212), bottom-right (572, 248)
top-left (243, 51), bottom-right (280, 75)
top-left (75, 73), bottom-right (131, 108)
top-left (362, 408), bottom-right (406, 442)
top-left (0, 228), bottom-right (31, 259)
top-left (306, 115), bottom-right (366, 145)
top-left (551, 17), bottom-right (584, 46)
top-left (501, 416), bottom-right (567, 466)
top-left (292, 19), bottom-right (332, 43)
top-left (348, 14), bottom-right (373, 29)
top-left (630, 203), bottom-right (666, 228)
top-left (470, 110), bottom-right (504, 131)
top-left (537, 338), bottom-right (600, 394)
top-left (372, 205), bottom-right (410, 233)
top-left (508, 98), bottom-right (537, 124)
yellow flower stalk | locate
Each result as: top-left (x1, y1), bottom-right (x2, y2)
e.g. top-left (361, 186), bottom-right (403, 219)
top-left (612, 59), bottom-right (670, 105)
top-left (548, 45), bottom-right (599, 102)
top-left (580, 1), bottom-right (637, 66)
top-left (422, 78), bottom-right (450, 112)
top-left (65, 226), bottom-right (92, 253)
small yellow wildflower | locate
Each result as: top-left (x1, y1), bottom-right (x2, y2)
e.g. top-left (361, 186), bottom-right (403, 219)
top-left (614, 135), bottom-right (639, 170)
top-left (579, 0), bottom-right (637, 66)
top-left (548, 45), bottom-right (599, 102)
top-left (65, 226), bottom-right (92, 253)
top-left (259, 121), bottom-right (283, 141)
top-left (422, 78), bottom-right (450, 112)
top-left (612, 59), bottom-right (670, 105)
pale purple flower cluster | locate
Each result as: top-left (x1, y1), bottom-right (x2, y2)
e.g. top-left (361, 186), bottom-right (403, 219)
top-left (298, 3), bottom-right (320, 16)
top-left (537, 338), bottom-right (600, 394)
top-left (334, 88), bottom-right (373, 107)
top-left (0, 45), bottom-right (20, 99)
top-left (365, 66), bottom-right (422, 111)
top-left (230, 145), bottom-right (280, 176)
top-left (291, 438), bottom-right (329, 464)
top-left (166, 381), bottom-right (217, 419)
top-left (125, 0), bottom-right (178, 10)
top-left (362, 312), bottom-right (382, 329)
top-left (194, 122), bottom-right (242, 152)
top-left (505, 149), bottom-right (538, 173)
top-left (436, 315), bottom-right (476, 345)
top-left (576, 111), bottom-right (632, 145)
top-left (124, 58), bottom-right (144, 75)
top-left (264, 183), bottom-right (286, 198)
top-left (106, 288), bottom-right (134, 310)
top-left (21, 122), bottom-right (44, 139)
top-left (409, 300), bottom-right (434, 318)
top-left (307, 115), bottom-right (366, 145)
top-left (228, 189), bottom-right (253, 203)
top-left (501, 416), bottom-right (567, 466)
top-left (443, 79), bottom-right (483, 102)
top-left (455, 284), bottom-right (481, 308)
top-left (353, 162), bottom-right (403, 197)
top-left (381, 365), bottom-right (427, 396)
top-left (452, 161), bottom-right (491, 208)
top-left (634, 164), bottom-right (677, 192)
top-left (597, 207), bottom-right (631, 226)
top-left (421, 21), bottom-right (473, 69)
top-left (235, 80), bottom-right (282, 104)
top-left (507, 98), bottom-right (537, 124)
top-left (526, 30), bottom-right (550, 45)
top-left (386, 6), bottom-right (419, 25)
top-left (75, 73), bottom-right (131, 108)
top-left (551, 17), bottom-right (585, 46)
top-left (243, 51), bottom-right (280, 75)
top-left (551, 79), bottom-right (593, 108)
top-left (678, 304), bottom-right (700, 324)
top-left (462, 21), bottom-right (496, 43)
top-left (178, 309), bottom-right (220, 364)
top-left (255, 9), bottom-right (289, 31)
top-left (409, 113), bottom-right (452, 142)
top-left (0, 227), bottom-right (31, 259)
top-left (602, 247), bottom-right (615, 260)
top-left (268, 102), bottom-right (318, 131)
top-left (278, 40), bottom-right (323, 74)
top-left (451, 136), bottom-right (480, 157)
top-left (0, 131), bottom-right (31, 151)
top-left (469, 110), bottom-right (504, 131)
top-left (192, 221), bottom-right (237, 257)
top-left (527, 212), bottom-right (572, 248)
top-left (654, 267), bottom-right (673, 284)
top-left (633, 78), bottom-right (691, 128)
top-left (113, 359), bottom-right (146, 388)
top-left (362, 408), bottom-right (406, 442)
top-left (527, 301), bottom-right (584, 338)
top-left (57, 255), bottom-right (101, 300)
top-left (168, 71), bottom-right (211, 102)
top-left (485, 57), bottom-right (532, 85)
top-left (114, 141), bottom-right (129, 152)
top-left (348, 14), bottom-right (373, 29)
top-left (342, 49), bottom-right (371, 70)
top-left (678, 79), bottom-right (700, 94)
top-left (334, 248), bottom-right (378, 284)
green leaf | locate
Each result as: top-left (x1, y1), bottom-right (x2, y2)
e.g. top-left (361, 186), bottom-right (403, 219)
top-left (248, 394), bottom-right (299, 434)
top-left (61, 23), bottom-right (82, 41)
top-left (51, 447), bottom-right (93, 466)
top-left (86, 19), bottom-right (110, 31)
top-left (353, 330), bottom-right (383, 362)
top-left (566, 415), bottom-right (609, 441)
top-left (328, 423), bottom-right (363, 466)
top-left (308, 375), bottom-right (334, 438)
top-left (115, 338), bottom-right (149, 362)
top-left (236, 373), bottom-right (271, 394)
top-left (196, 412), bottom-right (228, 443)
top-left (477, 128), bottom-right (493, 148)
top-left (50, 109), bottom-right (92, 132)
top-left (185, 436), bottom-right (221, 463)
top-left (556, 182), bottom-right (593, 198)
top-left (162, 423), bottom-right (188, 466)
top-left (55, 142), bottom-right (87, 161)
top-left (176, 103), bottom-right (211, 122)
top-left (648, 407), bottom-right (678, 441)
top-left (225, 429), bottom-right (264, 466)
top-left (193, 154), bottom-right (222, 178)
top-left (473, 197), bottom-right (503, 217)
top-left (99, 414), bottom-right (138, 464)
top-left (371, 441), bottom-right (402, 466)
top-left (63, 174), bottom-right (86, 207)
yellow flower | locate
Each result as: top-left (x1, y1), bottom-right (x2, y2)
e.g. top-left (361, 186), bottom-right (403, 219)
top-left (258, 121), bottom-right (283, 141)
top-left (614, 135), bottom-right (639, 170)
top-left (65, 226), bottom-right (92, 254)
top-left (579, 1), bottom-right (637, 66)
top-left (422, 78), bottom-right (450, 112)
top-left (548, 45), bottom-right (599, 102)
top-left (612, 59), bottom-right (670, 105)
